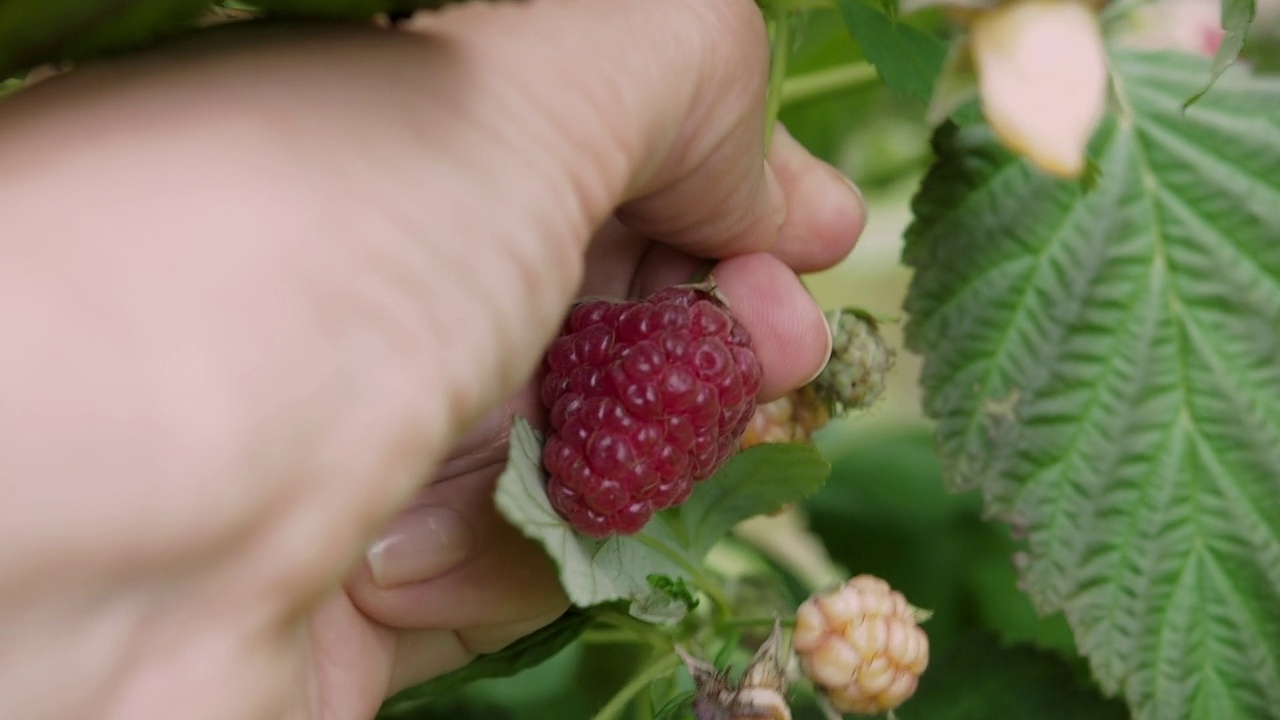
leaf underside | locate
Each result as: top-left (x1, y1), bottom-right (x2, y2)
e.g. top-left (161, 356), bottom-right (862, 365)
top-left (495, 418), bottom-right (830, 624)
top-left (904, 50), bottom-right (1280, 720)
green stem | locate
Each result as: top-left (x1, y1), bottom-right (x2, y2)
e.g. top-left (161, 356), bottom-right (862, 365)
top-left (581, 629), bottom-right (653, 646)
top-left (592, 654), bottom-right (682, 720)
top-left (763, 0), bottom-right (791, 152)
top-left (596, 609), bottom-right (672, 650)
top-left (780, 62), bottom-right (879, 108)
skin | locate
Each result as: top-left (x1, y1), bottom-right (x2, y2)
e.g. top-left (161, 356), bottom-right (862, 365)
top-left (0, 1), bottom-right (865, 718)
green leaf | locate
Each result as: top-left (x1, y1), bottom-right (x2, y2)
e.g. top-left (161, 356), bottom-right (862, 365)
top-left (897, 634), bottom-right (1128, 720)
top-left (376, 607), bottom-right (594, 719)
top-left (904, 50), bottom-right (1280, 720)
top-left (493, 419), bottom-right (687, 623)
top-left (495, 419), bottom-right (829, 622)
top-left (0, 0), bottom-right (211, 78)
top-left (0, 0), bottom-right (468, 80)
top-left (646, 574), bottom-right (700, 613)
top-left (1186, 0), bottom-right (1255, 108)
top-left (833, 0), bottom-right (947, 103)
top-left (670, 442), bottom-right (830, 558)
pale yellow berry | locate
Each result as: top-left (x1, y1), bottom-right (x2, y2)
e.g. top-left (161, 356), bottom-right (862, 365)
top-left (793, 574), bottom-right (930, 716)
top-left (806, 637), bottom-right (861, 688)
top-left (792, 600), bottom-right (830, 653)
top-left (739, 386), bottom-right (831, 449)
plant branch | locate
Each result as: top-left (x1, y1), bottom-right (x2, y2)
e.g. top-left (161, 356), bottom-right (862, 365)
top-left (781, 62), bottom-right (879, 108)
top-left (763, 0), bottom-right (791, 151)
top-left (596, 609), bottom-right (673, 650)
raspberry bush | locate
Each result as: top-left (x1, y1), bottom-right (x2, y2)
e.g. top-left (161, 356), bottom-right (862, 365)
top-left (7, 1), bottom-right (1277, 719)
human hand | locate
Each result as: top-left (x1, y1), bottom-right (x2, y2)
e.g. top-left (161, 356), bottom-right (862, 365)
top-left (0, 1), bottom-right (865, 718)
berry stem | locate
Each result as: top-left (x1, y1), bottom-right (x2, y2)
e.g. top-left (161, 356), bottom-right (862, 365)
top-left (596, 609), bottom-right (673, 651)
top-left (591, 653), bottom-right (681, 720)
top-left (580, 629), bottom-right (654, 646)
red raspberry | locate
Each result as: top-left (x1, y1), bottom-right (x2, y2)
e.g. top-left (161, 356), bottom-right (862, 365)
top-left (540, 285), bottom-right (762, 538)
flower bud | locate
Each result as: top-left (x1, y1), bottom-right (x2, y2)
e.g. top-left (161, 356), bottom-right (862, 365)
top-left (968, 0), bottom-right (1108, 178)
top-left (676, 620), bottom-right (793, 720)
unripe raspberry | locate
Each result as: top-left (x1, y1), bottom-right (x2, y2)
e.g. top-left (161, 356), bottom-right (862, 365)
top-left (793, 575), bottom-right (929, 716)
top-left (739, 385), bottom-right (831, 449)
top-left (810, 309), bottom-right (895, 417)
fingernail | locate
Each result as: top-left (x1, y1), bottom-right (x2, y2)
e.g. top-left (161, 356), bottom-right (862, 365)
top-left (841, 173), bottom-right (867, 211)
top-left (367, 505), bottom-right (472, 589)
top-left (765, 163), bottom-right (787, 228)
top-left (801, 308), bottom-right (835, 386)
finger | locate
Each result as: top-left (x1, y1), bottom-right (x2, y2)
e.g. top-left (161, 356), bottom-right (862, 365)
top-left (384, 613), bottom-right (570, 695)
top-left (578, 218), bottom-right (653, 298)
top-left (766, 124), bottom-right (868, 273)
top-left (349, 466), bottom-right (569, 631)
top-left (386, 629), bottom-right (472, 695)
top-left (710, 254), bottom-right (831, 401)
top-left (629, 242), bottom-right (706, 298)
top-left (404, 0), bottom-right (784, 260)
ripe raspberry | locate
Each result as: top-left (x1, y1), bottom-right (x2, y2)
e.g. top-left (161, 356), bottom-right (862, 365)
top-left (541, 284), bottom-right (762, 538)
top-left (792, 575), bottom-right (929, 716)
top-left (739, 385), bottom-right (831, 449)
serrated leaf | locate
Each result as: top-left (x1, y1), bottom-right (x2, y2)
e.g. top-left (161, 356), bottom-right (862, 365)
top-left (495, 419), bottom-right (829, 623)
top-left (1186, 0), bottom-right (1255, 107)
top-left (376, 607), bottom-right (593, 719)
top-left (897, 634), bottom-right (1128, 720)
top-left (672, 443), bottom-right (830, 558)
top-left (834, 0), bottom-right (947, 103)
top-left (904, 50), bottom-right (1280, 720)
